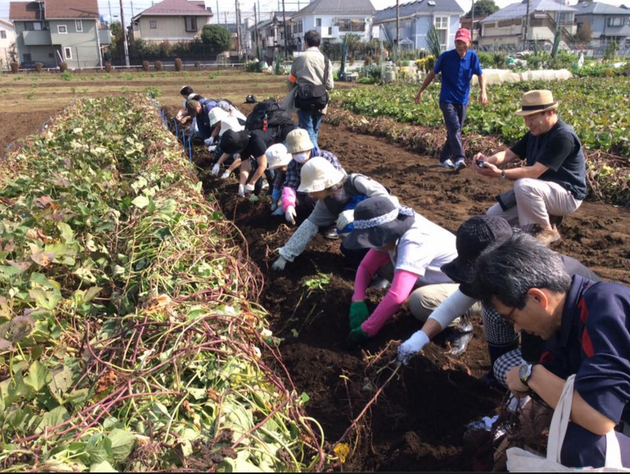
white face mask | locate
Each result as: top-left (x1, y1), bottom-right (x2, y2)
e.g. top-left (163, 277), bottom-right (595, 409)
top-left (292, 151), bottom-right (310, 164)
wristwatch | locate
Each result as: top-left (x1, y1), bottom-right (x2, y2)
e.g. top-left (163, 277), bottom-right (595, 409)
top-left (519, 363), bottom-right (534, 387)
top-left (500, 170), bottom-right (507, 179)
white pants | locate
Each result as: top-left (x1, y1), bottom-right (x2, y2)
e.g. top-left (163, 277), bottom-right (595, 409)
top-left (408, 283), bottom-right (482, 323)
top-left (487, 178), bottom-right (582, 229)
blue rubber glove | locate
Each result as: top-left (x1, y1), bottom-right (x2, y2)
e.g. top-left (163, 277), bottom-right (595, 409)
top-left (348, 327), bottom-right (370, 344)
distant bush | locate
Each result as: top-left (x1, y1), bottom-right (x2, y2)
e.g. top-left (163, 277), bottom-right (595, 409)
top-left (142, 60), bottom-right (149, 71)
top-left (174, 58), bottom-right (183, 71)
top-left (154, 60), bottom-right (163, 71)
top-left (59, 62), bottom-right (68, 72)
top-left (34, 62), bottom-right (42, 73)
top-left (104, 62), bottom-right (113, 73)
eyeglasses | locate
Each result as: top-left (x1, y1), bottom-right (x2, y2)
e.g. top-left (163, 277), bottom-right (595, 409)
top-left (500, 306), bottom-right (517, 323)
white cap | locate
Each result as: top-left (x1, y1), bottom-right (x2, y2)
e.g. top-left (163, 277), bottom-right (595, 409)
top-left (298, 157), bottom-right (345, 193)
top-left (208, 107), bottom-right (229, 126)
top-left (219, 116), bottom-right (245, 136)
top-left (266, 144), bottom-right (293, 170)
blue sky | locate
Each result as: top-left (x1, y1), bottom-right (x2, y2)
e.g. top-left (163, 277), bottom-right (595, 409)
top-left (0, 0), bottom-right (626, 24)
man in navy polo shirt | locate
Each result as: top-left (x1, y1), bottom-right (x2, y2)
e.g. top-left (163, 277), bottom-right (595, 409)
top-left (415, 28), bottom-right (487, 172)
top-left (473, 233), bottom-right (630, 468)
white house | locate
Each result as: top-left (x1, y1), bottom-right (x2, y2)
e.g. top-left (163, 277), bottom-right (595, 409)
top-left (289, 0), bottom-right (376, 50)
top-left (0, 19), bottom-right (16, 67)
top-left (479, 0), bottom-right (578, 50)
top-left (373, 0), bottom-right (464, 51)
top-left (131, 0), bottom-right (213, 43)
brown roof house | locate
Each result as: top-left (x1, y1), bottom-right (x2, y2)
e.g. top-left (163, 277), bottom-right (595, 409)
top-left (9, 0), bottom-right (111, 69)
top-left (131, 0), bottom-right (214, 43)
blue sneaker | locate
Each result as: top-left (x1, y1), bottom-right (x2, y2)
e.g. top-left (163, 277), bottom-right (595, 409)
top-left (438, 159), bottom-right (455, 169)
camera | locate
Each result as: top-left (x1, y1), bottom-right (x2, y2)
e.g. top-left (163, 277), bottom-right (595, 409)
top-left (476, 159), bottom-right (485, 168)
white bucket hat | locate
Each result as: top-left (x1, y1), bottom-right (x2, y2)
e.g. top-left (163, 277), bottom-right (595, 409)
top-left (298, 157), bottom-right (345, 193)
top-left (209, 107), bottom-right (229, 126)
top-left (286, 128), bottom-right (314, 154)
top-left (266, 144), bottom-right (293, 170)
top-left (218, 116), bottom-right (244, 136)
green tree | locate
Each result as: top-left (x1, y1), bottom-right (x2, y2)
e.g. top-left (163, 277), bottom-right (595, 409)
top-left (464, 0), bottom-right (499, 18)
top-left (426, 26), bottom-right (442, 58)
top-left (575, 22), bottom-right (593, 43)
top-left (201, 25), bottom-right (232, 53)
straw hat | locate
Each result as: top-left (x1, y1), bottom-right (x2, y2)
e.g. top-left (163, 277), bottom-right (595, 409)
top-left (515, 90), bottom-right (559, 116)
top-left (297, 157), bottom-right (345, 193)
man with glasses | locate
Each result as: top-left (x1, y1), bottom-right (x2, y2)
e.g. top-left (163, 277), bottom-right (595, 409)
top-left (471, 232), bottom-right (630, 468)
top-left (473, 90), bottom-right (587, 245)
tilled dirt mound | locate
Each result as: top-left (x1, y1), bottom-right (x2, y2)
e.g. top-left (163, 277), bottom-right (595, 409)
top-left (192, 112), bottom-right (630, 471)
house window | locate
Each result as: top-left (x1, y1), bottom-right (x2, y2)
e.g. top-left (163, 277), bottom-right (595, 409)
top-left (58, 25), bottom-right (68, 34)
top-left (25, 21), bottom-right (46, 31)
top-left (0, 31), bottom-right (5, 39)
top-left (335, 19), bottom-right (365, 32)
top-left (64, 47), bottom-right (72, 60)
top-left (184, 17), bottom-right (198, 32)
top-left (608, 17), bottom-right (625, 27)
top-left (316, 18), bottom-right (321, 27)
top-left (558, 12), bottom-right (573, 24)
top-left (23, 53), bottom-right (32, 62)
top-left (150, 20), bottom-right (157, 29)
top-left (292, 19), bottom-right (303, 33)
top-left (434, 16), bottom-right (448, 47)
top-left (75, 20), bottom-right (83, 32)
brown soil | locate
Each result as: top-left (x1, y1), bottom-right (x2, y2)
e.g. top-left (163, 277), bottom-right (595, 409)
top-left (5, 99), bottom-right (630, 471)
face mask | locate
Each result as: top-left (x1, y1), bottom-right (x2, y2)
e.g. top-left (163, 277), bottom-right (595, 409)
top-left (293, 152), bottom-right (310, 164)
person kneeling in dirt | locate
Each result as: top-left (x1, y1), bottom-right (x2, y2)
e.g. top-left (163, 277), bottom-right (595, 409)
top-left (397, 216), bottom-right (600, 388)
top-left (175, 85), bottom-right (194, 123)
top-left (280, 129), bottom-right (345, 227)
top-left (219, 129), bottom-right (275, 197)
top-left (186, 98), bottom-right (218, 142)
top-left (271, 158), bottom-right (394, 271)
top-left (265, 143), bottom-right (293, 213)
top-left (470, 233), bottom-right (630, 469)
top-left (473, 90), bottom-right (586, 246)
top-left (343, 196), bottom-right (462, 344)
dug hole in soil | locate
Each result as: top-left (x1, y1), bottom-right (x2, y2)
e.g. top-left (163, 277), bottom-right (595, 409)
top-left (167, 105), bottom-right (630, 471)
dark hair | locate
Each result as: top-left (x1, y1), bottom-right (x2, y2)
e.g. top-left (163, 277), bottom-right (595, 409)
top-left (304, 30), bottom-right (321, 48)
top-left (180, 85), bottom-right (193, 96)
top-left (220, 130), bottom-right (250, 154)
top-left (186, 99), bottom-right (199, 117)
top-left (472, 233), bottom-right (572, 309)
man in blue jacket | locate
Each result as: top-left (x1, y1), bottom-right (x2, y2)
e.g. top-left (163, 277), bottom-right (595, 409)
top-left (415, 28), bottom-right (487, 172)
top-left (472, 233), bottom-right (630, 468)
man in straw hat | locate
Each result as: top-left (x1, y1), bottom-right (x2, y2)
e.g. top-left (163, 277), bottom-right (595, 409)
top-left (470, 232), bottom-right (630, 468)
top-left (415, 27), bottom-right (488, 172)
top-left (473, 89), bottom-right (587, 245)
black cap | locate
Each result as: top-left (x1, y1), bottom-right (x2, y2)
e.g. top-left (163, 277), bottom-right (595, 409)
top-left (220, 129), bottom-right (250, 154)
top-left (441, 216), bottom-right (514, 284)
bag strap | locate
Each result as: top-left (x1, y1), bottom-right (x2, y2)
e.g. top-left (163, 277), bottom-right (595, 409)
top-left (546, 374), bottom-right (624, 469)
top-left (322, 53), bottom-right (330, 89)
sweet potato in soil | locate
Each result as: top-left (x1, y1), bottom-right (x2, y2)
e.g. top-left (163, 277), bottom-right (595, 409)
top-left (192, 113), bottom-right (630, 471)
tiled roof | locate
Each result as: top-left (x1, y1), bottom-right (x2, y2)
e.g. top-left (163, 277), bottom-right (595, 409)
top-left (45, 0), bottom-right (99, 19)
top-left (482, 0), bottom-right (576, 23)
top-left (374, 0), bottom-right (463, 22)
top-left (9, 1), bottom-right (45, 21)
top-left (293, 0), bottom-right (376, 17)
top-left (133, 0), bottom-right (214, 19)
top-left (575, 1), bottom-right (630, 15)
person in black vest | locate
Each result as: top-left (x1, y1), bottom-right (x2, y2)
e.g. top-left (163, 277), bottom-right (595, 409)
top-left (473, 90), bottom-right (587, 246)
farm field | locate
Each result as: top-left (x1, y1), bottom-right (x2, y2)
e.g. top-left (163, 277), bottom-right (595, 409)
top-left (2, 69), bottom-right (630, 471)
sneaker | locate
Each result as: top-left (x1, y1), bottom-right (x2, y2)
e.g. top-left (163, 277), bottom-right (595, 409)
top-left (438, 159), bottom-right (455, 169)
top-left (368, 276), bottom-right (391, 290)
top-left (535, 227), bottom-right (561, 246)
top-left (244, 183), bottom-right (255, 193)
top-left (237, 185), bottom-right (245, 197)
top-left (446, 329), bottom-right (474, 357)
top-left (453, 159), bottom-right (467, 172)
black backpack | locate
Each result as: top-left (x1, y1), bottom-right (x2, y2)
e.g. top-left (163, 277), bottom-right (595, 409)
top-left (245, 99), bottom-right (293, 132)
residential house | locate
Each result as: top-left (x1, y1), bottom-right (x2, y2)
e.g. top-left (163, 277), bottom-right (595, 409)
top-left (131, 0), bottom-right (213, 44)
top-left (248, 12), bottom-right (295, 61)
top-left (289, 0), bottom-right (376, 50)
top-left (479, 0), bottom-right (577, 51)
top-left (574, 1), bottom-right (630, 48)
top-left (373, 0), bottom-right (464, 51)
top-left (222, 19), bottom-right (255, 55)
top-left (0, 19), bottom-right (16, 67)
top-left (9, 0), bottom-right (112, 69)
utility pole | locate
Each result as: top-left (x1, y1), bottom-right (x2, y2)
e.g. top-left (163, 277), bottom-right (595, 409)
top-left (235, 0), bottom-right (241, 54)
top-left (471, 0), bottom-right (475, 45)
top-left (216, 1), bottom-right (220, 24)
top-left (108, 1), bottom-right (113, 22)
top-left (524, 0), bottom-right (531, 49)
top-left (282, 0), bottom-right (288, 59)
top-left (254, 2), bottom-right (259, 59)
top-left (119, 0), bottom-right (130, 66)
top-left (395, 0), bottom-right (400, 61)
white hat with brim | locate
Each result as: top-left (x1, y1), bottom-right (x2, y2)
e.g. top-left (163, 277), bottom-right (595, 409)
top-left (209, 107), bottom-right (229, 126)
top-left (266, 143), bottom-right (293, 170)
top-left (515, 90), bottom-right (559, 116)
top-left (297, 157), bottom-right (345, 193)
top-left (286, 128), bottom-right (315, 154)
